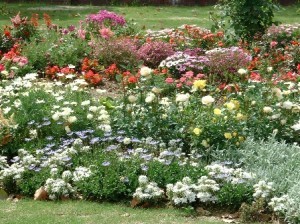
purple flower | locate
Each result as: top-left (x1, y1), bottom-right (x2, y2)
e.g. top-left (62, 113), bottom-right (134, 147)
top-left (106, 145), bottom-right (118, 151)
top-left (102, 161), bottom-right (110, 166)
top-left (141, 164), bottom-right (148, 171)
top-left (90, 137), bottom-right (100, 144)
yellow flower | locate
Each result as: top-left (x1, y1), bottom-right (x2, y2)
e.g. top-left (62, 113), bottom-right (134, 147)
top-left (231, 100), bottom-right (240, 110)
top-left (214, 108), bottom-right (222, 116)
top-left (201, 140), bottom-right (210, 148)
top-left (238, 136), bottom-right (245, 142)
top-left (193, 128), bottom-right (202, 136)
top-left (193, 80), bottom-right (206, 90)
top-left (226, 102), bottom-right (235, 110)
top-left (236, 113), bottom-right (244, 121)
top-left (233, 132), bottom-right (238, 137)
top-left (224, 132), bottom-right (232, 139)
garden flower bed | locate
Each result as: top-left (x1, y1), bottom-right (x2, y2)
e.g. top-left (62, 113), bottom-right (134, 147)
top-left (0, 9), bottom-right (300, 223)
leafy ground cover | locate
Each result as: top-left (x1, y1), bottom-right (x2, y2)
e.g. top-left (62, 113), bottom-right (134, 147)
top-left (0, 3), bottom-right (300, 29)
top-left (0, 2), bottom-right (300, 224)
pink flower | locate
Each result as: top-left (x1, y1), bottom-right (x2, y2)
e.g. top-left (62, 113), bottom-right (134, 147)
top-left (99, 27), bottom-right (114, 39)
top-left (179, 77), bottom-right (186, 82)
top-left (184, 71), bottom-right (194, 78)
top-left (196, 73), bottom-right (205, 79)
top-left (176, 83), bottom-right (182, 88)
top-left (77, 21), bottom-right (86, 39)
top-left (0, 64), bottom-right (4, 72)
top-left (270, 41), bottom-right (278, 48)
top-left (165, 77), bottom-right (174, 83)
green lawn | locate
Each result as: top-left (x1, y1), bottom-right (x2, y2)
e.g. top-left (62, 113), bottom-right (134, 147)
top-left (0, 199), bottom-right (227, 224)
top-left (0, 3), bottom-right (299, 30)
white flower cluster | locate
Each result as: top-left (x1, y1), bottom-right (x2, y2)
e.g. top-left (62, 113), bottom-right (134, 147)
top-left (269, 195), bottom-right (292, 213)
top-left (72, 166), bottom-right (92, 182)
top-left (0, 156), bottom-right (8, 169)
top-left (205, 163), bottom-right (253, 184)
top-left (133, 175), bottom-right (164, 202)
top-left (166, 177), bottom-right (196, 205)
top-left (87, 105), bottom-right (111, 133)
top-left (194, 176), bottom-right (220, 203)
top-left (253, 180), bottom-right (274, 199)
top-left (0, 163), bottom-right (25, 180)
top-left (44, 178), bottom-right (75, 200)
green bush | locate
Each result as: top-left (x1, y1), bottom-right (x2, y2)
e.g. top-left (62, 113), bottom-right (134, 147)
top-left (217, 0), bottom-right (278, 41)
top-left (22, 31), bottom-right (91, 72)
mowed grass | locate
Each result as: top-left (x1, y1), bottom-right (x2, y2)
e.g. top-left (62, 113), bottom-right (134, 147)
top-left (0, 199), bottom-right (226, 224)
top-left (0, 3), bottom-right (299, 30)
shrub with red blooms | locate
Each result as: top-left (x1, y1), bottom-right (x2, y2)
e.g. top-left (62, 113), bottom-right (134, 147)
top-left (137, 41), bottom-right (175, 68)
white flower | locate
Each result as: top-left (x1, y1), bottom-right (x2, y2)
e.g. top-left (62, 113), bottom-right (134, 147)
top-left (65, 126), bottom-right (71, 133)
top-left (201, 95), bottom-right (215, 105)
top-left (72, 166), bottom-right (92, 182)
top-left (123, 137), bottom-right (131, 145)
top-left (67, 116), bottom-right (77, 123)
top-left (253, 180), bottom-right (274, 198)
top-left (128, 95), bottom-right (137, 103)
top-left (267, 67), bottom-right (273, 72)
top-left (145, 92), bottom-right (156, 103)
top-left (176, 93), bottom-right (190, 103)
top-left (52, 113), bottom-right (60, 121)
top-left (87, 113), bottom-right (93, 120)
top-left (152, 87), bottom-right (162, 94)
top-left (138, 175), bottom-right (148, 185)
top-left (62, 170), bottom-right (72, 181)
top-left (238, 68), bottom-right (247, 75)
top-left (140, 66), bottom-right (153, 77)
top-left (291, 121), bottom-right (300, 131)
top-left (81, 100), bottom-right (90, 106)
top-left (282, 101), bottom-right (293, 110)
top-left (29, 129), bottom-right (38, 139)
top-left (263, 106), bottom-right (273, 113)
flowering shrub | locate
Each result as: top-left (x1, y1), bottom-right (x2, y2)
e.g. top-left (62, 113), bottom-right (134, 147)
top-left (87, 10), bottom-right (126, 28)
top-left (137, 41), bottom-right (174, 68)
top-left (205, 47), bottom-right (252, 82)
top-left (133, 175), bottom-right (164, 203)
top-left (93, 37), bottom-right (139, 71)
top-left (159, 51), bottom-right (209, 78)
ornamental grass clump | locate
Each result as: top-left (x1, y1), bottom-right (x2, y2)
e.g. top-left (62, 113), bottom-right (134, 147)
top-left (137, 41), bottom-right (175, 68)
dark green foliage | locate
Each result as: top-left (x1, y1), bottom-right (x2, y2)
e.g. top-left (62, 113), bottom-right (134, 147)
top-left (218, 0), bottom-right (278, 41)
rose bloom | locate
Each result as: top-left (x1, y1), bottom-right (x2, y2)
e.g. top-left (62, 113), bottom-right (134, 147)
top-left (140, 66), bottom-right (153, 77)
top-left (165, 77), bottom-right (174, 83)
top-left (176, 93), bottom-right (190, 102)
top-left (193, 128), bottom-right (202, 136)
top-left (213, 108), bottom-right (222, 115)
top-left (193, 80), bottom-right (206, 90)
top-left (263, 106), bottom-right (273, 113)
top-left (128, 95), bottom-right (137, 103)
top-left (201, 95), bottom-right (215, 105)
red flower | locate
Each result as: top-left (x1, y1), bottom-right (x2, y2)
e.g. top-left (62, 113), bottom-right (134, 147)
top-left (250, 72), bottom-right (262, 82)
top-left (127, 76), bottom-right (138, 84)
top-left (0, 64), bottom-right (5, 72)
top-left (4, 30), bottom-right (11, 38)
